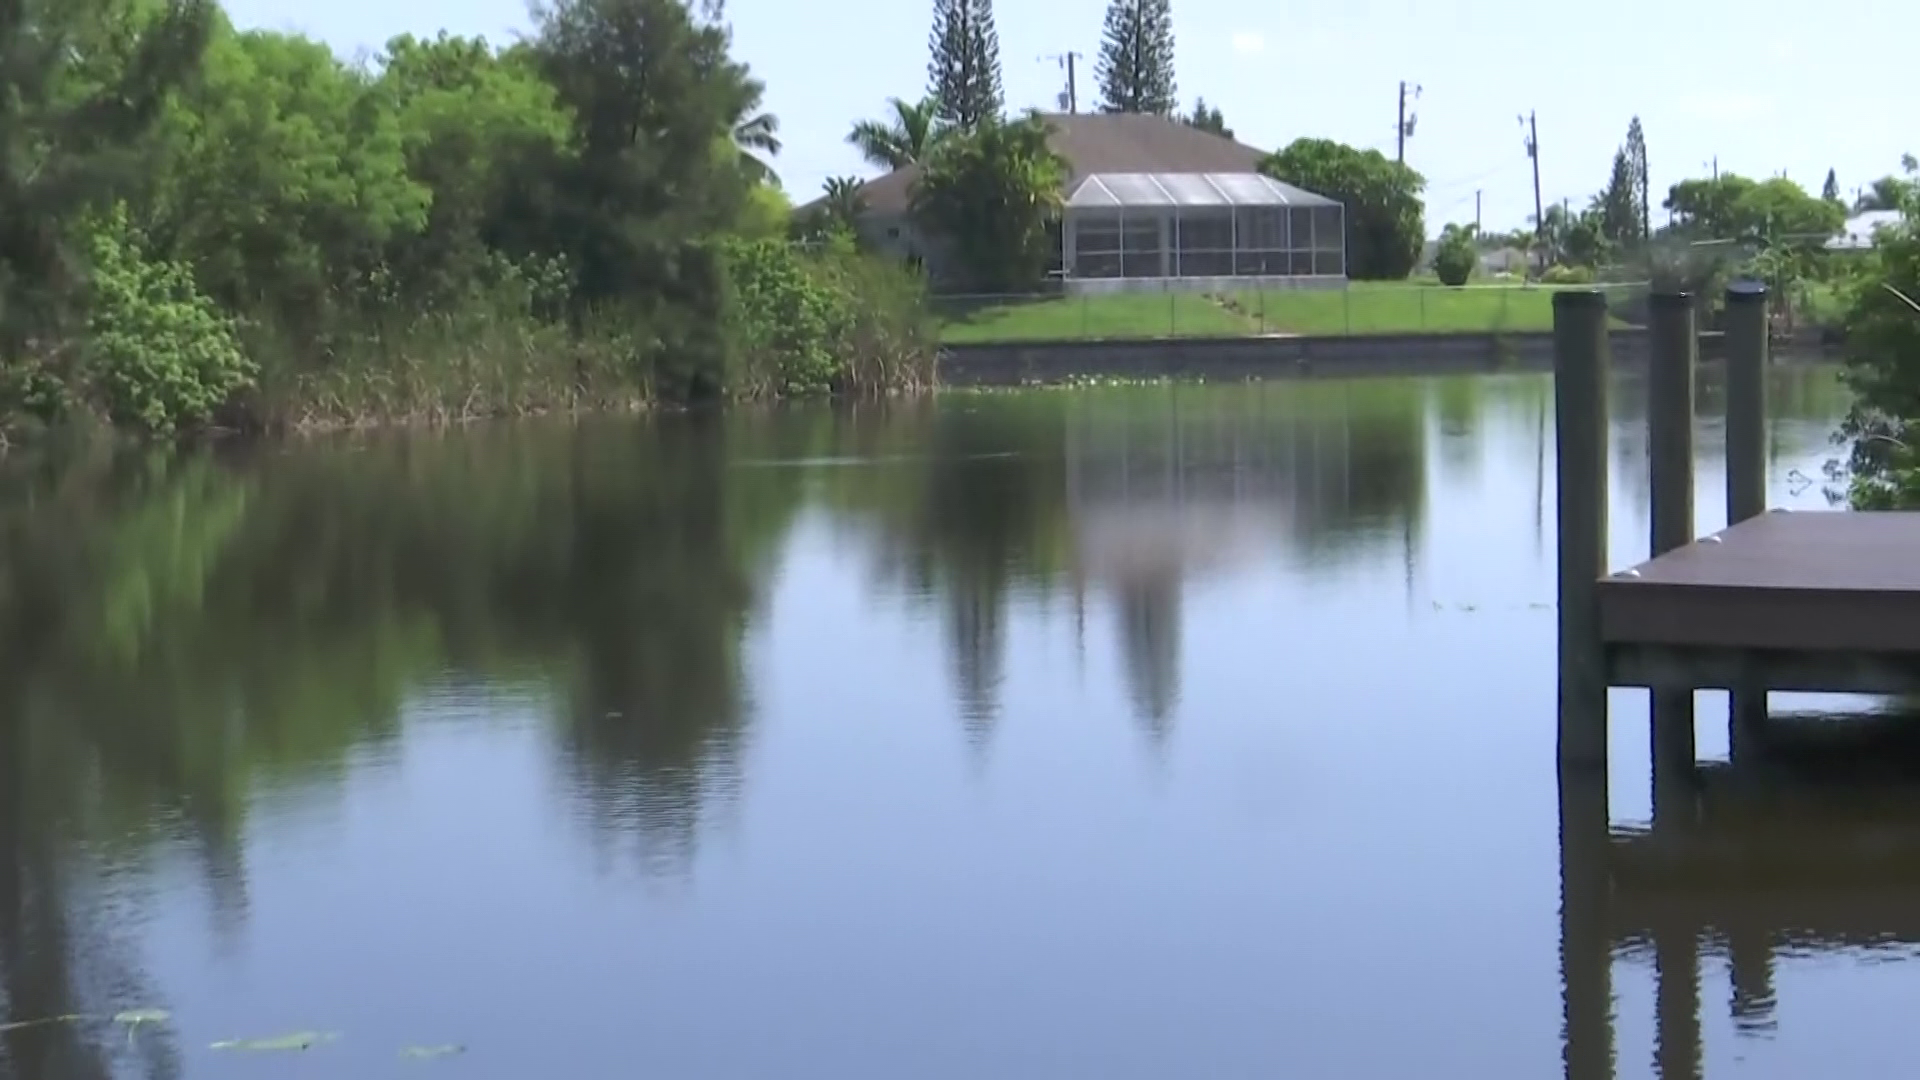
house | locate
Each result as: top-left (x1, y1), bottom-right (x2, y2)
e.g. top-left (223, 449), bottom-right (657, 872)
top-left (816, 112), bottom-right (1347, 294)
top-left (1826, 209), bottom-right (1903, 252)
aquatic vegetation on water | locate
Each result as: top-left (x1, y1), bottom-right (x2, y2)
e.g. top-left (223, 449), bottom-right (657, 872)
top-left (210, 1030), bottom-right (340, 1052)
top-left (0, 1014), bottom-right (84, 1033)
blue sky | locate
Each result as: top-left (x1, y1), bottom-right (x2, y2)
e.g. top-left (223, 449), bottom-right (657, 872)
top-left (223, 0), bottom-right (1913, 236)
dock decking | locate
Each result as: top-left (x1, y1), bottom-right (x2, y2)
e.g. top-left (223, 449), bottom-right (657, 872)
top-left (1597, 510), bottom-right (1920, 694)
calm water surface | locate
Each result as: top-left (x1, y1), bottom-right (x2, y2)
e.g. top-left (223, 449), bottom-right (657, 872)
top-left (0, 367), bottom-right (1902, 1080)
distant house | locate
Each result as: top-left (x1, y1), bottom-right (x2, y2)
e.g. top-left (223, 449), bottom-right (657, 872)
top-left (806, 112), bottom-right (1347, 294)
top-left (1826, 209), bottom-right (1904, 252)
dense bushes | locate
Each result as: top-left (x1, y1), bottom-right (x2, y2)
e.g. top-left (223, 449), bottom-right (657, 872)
top-left (724, 235), bottom-right (937, 397)
top-left (82, 207), bottom-right (255, 434)
top-left (1837, 162), bottom-right (1920, 509)
top-left (0, 0), bottom-right (936, 439)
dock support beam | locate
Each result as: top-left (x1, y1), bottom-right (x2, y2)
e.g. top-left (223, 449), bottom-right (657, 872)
top-left (1554, 290), bottom-right (1610, 770)
top-left (1647, 293), bottom-right (1698, 810)
top-left (1724, 283), bottom-right (1771, 758)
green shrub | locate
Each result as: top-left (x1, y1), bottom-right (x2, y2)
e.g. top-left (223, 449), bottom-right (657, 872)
top-left (722, 237), bottom-right (842, 395)
top-left (1432, 225), bottom-right (1477, 287)
top-left (80, 206), bottom-right (255, 435)
top-left (721, 236), bottom-right (937, 397)
top-left (1837, 176), bottom-right (1920, 508)
top-left (1542, 263), bottom-right (1596, 285)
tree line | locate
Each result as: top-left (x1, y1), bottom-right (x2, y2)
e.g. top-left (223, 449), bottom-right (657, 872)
top-left (1432, 118), bottom-right (1878, 293)
top-left (0, 0), bottom-right (936, 438)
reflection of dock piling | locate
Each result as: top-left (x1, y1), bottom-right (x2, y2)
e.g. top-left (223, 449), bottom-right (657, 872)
top-left (1552, 285), bottom-right (1920, 775)
top-left (1561, 728), bottom-right (1920, 1079)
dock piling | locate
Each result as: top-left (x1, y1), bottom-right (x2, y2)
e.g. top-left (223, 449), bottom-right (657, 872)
top-left (1647, 293), bottom-right (1699, 804)
top-left (1724, 283), bottom-right (1771, 753)
top-left (1554, 290), bottom-right (1611, 770)
top-left (1724, 282), bottom-right (1770, 525)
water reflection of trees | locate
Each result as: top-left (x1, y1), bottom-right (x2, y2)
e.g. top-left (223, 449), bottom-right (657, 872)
top-left (0, 419), bottom-right (806, 1065)
top-left (820, 383), bottom-right (1433, 739)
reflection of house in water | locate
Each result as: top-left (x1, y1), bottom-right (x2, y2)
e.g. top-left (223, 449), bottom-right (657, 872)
top-left (1061, 391), bottom-right (1427, 732)
top-left (1560, 719), bottom-right (1920, 1080)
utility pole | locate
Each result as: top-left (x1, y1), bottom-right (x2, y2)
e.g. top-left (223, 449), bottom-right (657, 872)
top-left (1042, 51), bottom-right (1083, 113)
top-left (1520, 111), bottom-right (1545, 258)
top-left (1475, 190), bottom-right (1482, 238)
top-left (1397, 81), bottom-right (1422, 163)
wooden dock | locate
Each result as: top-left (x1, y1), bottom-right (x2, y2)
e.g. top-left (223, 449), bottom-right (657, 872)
top-left (1600, 509), bottom-right (1920, 694)
top-left (1551, 285), bottom-right (1920, 771)
top-left (1551, 287), bottom-right (1920, 1079)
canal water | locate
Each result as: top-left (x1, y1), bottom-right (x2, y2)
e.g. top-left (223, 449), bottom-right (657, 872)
top-left (0, 367), bottom-right (1894, 1080)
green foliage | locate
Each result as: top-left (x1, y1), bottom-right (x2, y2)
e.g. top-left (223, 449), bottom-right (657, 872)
top-left (1432, 224), bottom-right (1477, 286)
top-left (1663, 174), bottom-right (1845, 242)
top-left (847, 96), bottom-right (948, 171)
top-left (793, 177), bottom-right (866, 244)
top-left (1624, 117), bottom-right (1650, 245)
top-left (911, 112), bottom-right (1066, 292)
top-left (722, 238), bottom-right (840, 394)
top-left (78, 205), bottom-right (253, 433)
top-left (1095, 0), bottom-right (1176, 116)
top-left (146, 26), bottom-right (430, 333)
top-left (0, 0), bottom-right (217, 343)
top-left (1596, 149), bottom-right (1639, 248)
top-left (1541, 263), bottom-right (1595, 285)
top-left (739, 183), bottom-right (794, 239)
top-left (1185, 98), bottom-right (1231, 139)
top-left (926, 0), bottom-right (1002, 131)
top-left (375, 32), bottom-right (574, 302)
top-left (1838, 158), bottom-right (1920, 508)
top-left (723, 236), bottom-right (936, 396)
top-left (1561, 212), bottom-right (1608, 269)
top-left (1, 0), bottom-right (931, 434)
top-left (1857, 173), bottom-right (1912, 213)
top-left (1261, 139), bottom-right (1425, 280)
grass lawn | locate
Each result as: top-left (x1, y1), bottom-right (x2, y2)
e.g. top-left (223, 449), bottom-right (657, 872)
top-left (936, 282), bottom-right (1636, 343)
top-left (936, 292), bottom-right (1253, 343)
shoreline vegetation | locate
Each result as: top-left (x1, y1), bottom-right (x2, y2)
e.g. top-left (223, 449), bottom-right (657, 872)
top-left (2, 0), bottom-right (1914, 482)
top-left (0, 0), bottom-right (937, 440)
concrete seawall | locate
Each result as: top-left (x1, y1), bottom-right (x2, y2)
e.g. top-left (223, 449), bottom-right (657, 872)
top-left (938, 330), bottom-right (1658, 385)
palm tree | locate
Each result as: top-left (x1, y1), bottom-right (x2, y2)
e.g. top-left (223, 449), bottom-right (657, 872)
top-left (733, 84), bottom-right (782, 187)
top-left (822, 176), bottom-right (867, 223)
top-left (846, 96), bottom-right (946, 172)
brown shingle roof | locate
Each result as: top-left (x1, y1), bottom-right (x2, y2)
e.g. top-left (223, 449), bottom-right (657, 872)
top-left (804, 112), bottom-right (1271, 217)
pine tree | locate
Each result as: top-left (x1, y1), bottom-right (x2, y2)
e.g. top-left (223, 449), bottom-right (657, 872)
top-left (1185, 98), bottom-right (1230, 139)
top-left (1094, 0), bottom-right (1176, 115)
top-left (1822, 167), bottom-right (1841, 203)
top-left (1624, 117), bottom-right (1649, 243)
top-left (1597, 148), bottom-right (1639, 247)
top-left (926, 0), bottom-right (1002, 131)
